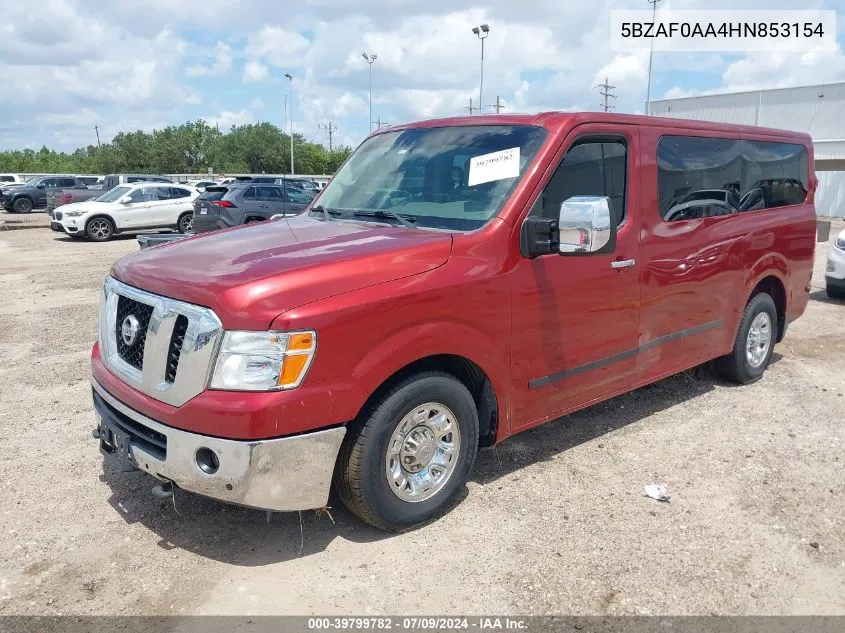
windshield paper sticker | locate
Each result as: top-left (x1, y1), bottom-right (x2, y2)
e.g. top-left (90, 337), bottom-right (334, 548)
top-left (468, 147), bottom-right (520, 186)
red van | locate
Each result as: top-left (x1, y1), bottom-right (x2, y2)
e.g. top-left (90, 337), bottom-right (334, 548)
top-left (91, 112), bottom-right (816, 531)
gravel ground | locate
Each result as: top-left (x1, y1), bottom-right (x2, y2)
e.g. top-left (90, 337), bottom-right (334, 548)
top-left (0, 215), bottom-right (844, 617)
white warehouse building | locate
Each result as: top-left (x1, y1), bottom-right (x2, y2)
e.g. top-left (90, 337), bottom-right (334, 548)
top-left (649, 81), bottom-right (845, 217)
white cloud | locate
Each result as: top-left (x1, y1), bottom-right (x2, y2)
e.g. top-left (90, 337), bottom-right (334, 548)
top-left (202, 108), bottom-right (255, 130)
top-left (242, 60), bottom-right (269, 83)
top-left (2, 0), bottom-right (845, 152)
top-left (245, 26), bottom-right (310, 68)
top-left (184, 41), bottom-right (233, 77)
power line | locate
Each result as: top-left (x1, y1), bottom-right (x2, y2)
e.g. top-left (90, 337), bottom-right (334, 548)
top-left (317, 122), bottom-right (336, 151)
top-left (372, 117), bottom-right (389, 130)
top-left (596, 77), bottom-right (617, 112)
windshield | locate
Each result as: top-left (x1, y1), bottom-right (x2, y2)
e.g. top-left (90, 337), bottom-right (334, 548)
top-left (96, 185), bottom-right (132, 203)
top-left (317, 125), bottom-right (547, 231)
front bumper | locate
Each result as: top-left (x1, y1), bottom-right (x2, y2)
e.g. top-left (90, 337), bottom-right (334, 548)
top-left (826, 243), bottom-right (845, 280)
top-left (92, 377), bottom-right (346, 512)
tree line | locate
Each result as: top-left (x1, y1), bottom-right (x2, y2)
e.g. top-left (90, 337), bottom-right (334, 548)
top-left (0, 120), bottom-right (354, 175)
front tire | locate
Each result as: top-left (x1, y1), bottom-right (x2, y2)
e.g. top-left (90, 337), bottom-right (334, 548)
top-left (86, 217), bottom-right (114, 242)
top-left (335, 372), bottom-right (479, 531)
top-left (13, 197), bottom-right (32, 213)
top-left (716, 292), bottom-right (778, 384)
top-left (827, 283), bottom-right (845, 300)
top-left (178, 212), bottom-right (193, 234)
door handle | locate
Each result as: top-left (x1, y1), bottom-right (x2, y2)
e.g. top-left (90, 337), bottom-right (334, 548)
top-left (611, 259), bottom-right (636, 269)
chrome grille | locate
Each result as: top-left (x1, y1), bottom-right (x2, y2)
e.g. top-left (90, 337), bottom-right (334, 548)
top-left (98, 277), bottom-right (223, 407)
top-left (165, 315), bottom-right (189, 383)
top-left (115, 295), bottom-right (154, 370)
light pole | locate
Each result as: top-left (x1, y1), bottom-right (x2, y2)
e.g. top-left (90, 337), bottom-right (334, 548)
top-left (471, 24), bottom-right (490, 115)
top-left (362, 52), bottom-right (377, 132)
top-left (644, 0), bottom-right (662, 115)
top-left (285, 73), bottom-right (295, 174)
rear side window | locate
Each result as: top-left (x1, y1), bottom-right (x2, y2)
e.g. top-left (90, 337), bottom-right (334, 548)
top-left (256, 186), bottom-right (283, 201)
top-left (168, 187), bottom-right (191, 199)
top-left (658, 136), bottom-right (808, 222)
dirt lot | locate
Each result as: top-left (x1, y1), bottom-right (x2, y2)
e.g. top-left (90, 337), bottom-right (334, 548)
top-left (0, 213), bottom-right (844, 617)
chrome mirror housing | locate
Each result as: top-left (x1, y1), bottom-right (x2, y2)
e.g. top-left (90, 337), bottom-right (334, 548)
top-left (558, 196), bottom-right (612, 254)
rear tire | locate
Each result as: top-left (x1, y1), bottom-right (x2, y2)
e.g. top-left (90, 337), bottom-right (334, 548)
top-left (716, 292), bottom-right (778, 384)
top-left (334, 372), bottom-right (479, 531)
top-left (827, 283), bottom-right (845, 300)
top-left (178, 212), bottom-right (193, 234)
top-left (13, 197), bottom-right (32, 213)
top-left (86, 216), bottom-right (114, 242)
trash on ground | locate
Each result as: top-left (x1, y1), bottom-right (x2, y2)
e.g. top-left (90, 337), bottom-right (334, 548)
top-left (644, 484), bottom-right (670, 502)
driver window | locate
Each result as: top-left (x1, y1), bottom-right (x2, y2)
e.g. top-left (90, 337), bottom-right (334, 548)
top-left (127, 188), bottom-right (152, 203)
top-left (538, 139), bottom-right (627, 227)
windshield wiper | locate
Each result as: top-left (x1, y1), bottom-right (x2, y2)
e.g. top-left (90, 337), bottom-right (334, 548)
top-left (352, 210), bottom-right (417, 229)
top-left (309, 205), bottom-right (342, 221)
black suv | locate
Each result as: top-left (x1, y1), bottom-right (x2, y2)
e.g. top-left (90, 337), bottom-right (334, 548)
top-left (1, 176), bottom-right (78, 213)
top-left (192, 182), bottom-right (315, 234)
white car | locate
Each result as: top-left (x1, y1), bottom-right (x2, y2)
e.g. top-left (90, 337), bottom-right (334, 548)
top-left (827, 228), bottom-right (845, 299)
top-left (50, 182), bottom-right (198, 242)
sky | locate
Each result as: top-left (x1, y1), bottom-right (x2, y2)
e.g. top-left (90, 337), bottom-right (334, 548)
top-left (2, 0), bottom-right (845, 155)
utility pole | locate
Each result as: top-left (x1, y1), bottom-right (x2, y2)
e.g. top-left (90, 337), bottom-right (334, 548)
top-left (487, 95), bottom-right (505, 113)
top-left (596, 78), bottom-right (617, 112)
top-left (464, 98), bottom-right (477, 116)
top-left (645, 0), bottom-right (662, 115)
top-left (471, 24), bottom-right (491, 116)
top-left (372, 117), bottom-right (388, 129)
top-left (318, 122), bottom-right (336, 152)
top-left (362, 52), bottom-right (377, 132)
top-left (94, 124), bottom-right (101, 148)
top-left (284, 73), bottom-right (295, 174)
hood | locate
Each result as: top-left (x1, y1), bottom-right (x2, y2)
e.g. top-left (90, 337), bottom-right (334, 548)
top-left (111, 214), bottom-right (453, 329)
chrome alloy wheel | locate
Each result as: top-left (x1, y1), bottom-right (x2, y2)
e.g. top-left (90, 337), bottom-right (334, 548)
top-left (385, 402), bottom-right (461, 503)
top-left (746, 311), bottom-right (772, 368)
top-left (89, 218), bottom-right (111, 239)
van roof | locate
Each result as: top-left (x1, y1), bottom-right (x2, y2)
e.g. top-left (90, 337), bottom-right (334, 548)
top-left (381, 111), bottom-right (812, 144)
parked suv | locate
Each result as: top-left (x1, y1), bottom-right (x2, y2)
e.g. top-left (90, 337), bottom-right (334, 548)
top-left (51, 182), bottom-right (197, 241)
top-left (1, 175), bottom-right (78, 213)
top-left (827, 229), bottom-right (845, 299)
top-left (90, 112), bottom-right (816, 531)
top-left (192, 182), bottom-right (313, 233)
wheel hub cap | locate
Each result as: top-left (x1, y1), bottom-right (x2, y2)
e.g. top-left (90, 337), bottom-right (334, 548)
top-left (385, 402), bottom-right (461, 503)
top-left (746, 312), bottom-right (772, 368)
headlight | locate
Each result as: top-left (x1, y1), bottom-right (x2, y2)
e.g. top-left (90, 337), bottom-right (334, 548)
top-left (210, 330), bottom-right (316, 391)
top-left (836, 236), bottom-right (845, 250)
top-left (63, 210), bottom-right (84, 217)
top-left (0, 189), bottom-right (9, 195)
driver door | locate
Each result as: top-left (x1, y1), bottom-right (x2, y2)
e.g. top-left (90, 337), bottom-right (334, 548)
top-left (115, 187), bottom-right (157, 229)
top-left (509, 124), bottom-right (642, 430)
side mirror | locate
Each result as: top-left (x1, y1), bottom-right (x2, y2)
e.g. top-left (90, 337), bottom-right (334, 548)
top-left (558, 196), bottom-right (614, 254)
top-left (520, 195), bottom-right (615, 258)
top-left (119, 196), bottom-right (132, 204)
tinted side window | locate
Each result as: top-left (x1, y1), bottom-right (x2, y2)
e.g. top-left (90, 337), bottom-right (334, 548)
top-left (540, 140), bottom-right (627, 227)
top-left (169, 187), bottom-right (191, 199)
top-left (658, 136), bottom-right (808, 222)
top-left (60, 178), bottom-right (76, 188)
top-left (243, 187), bottom-right (257, 200)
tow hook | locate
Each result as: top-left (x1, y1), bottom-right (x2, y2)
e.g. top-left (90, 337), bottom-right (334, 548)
top-left (151, 481), bottom-right (174, 500)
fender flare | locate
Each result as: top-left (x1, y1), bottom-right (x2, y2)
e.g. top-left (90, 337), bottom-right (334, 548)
top-left (340, 320), bottom-right (511, 436)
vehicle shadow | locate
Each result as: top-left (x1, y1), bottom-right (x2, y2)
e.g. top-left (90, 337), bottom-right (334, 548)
top-left (809, 289), bottom-right (843, 305)
top-left (98, 361), bottom-right (737, 565)
top-left (472, 362), bottom-right (731, 485)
